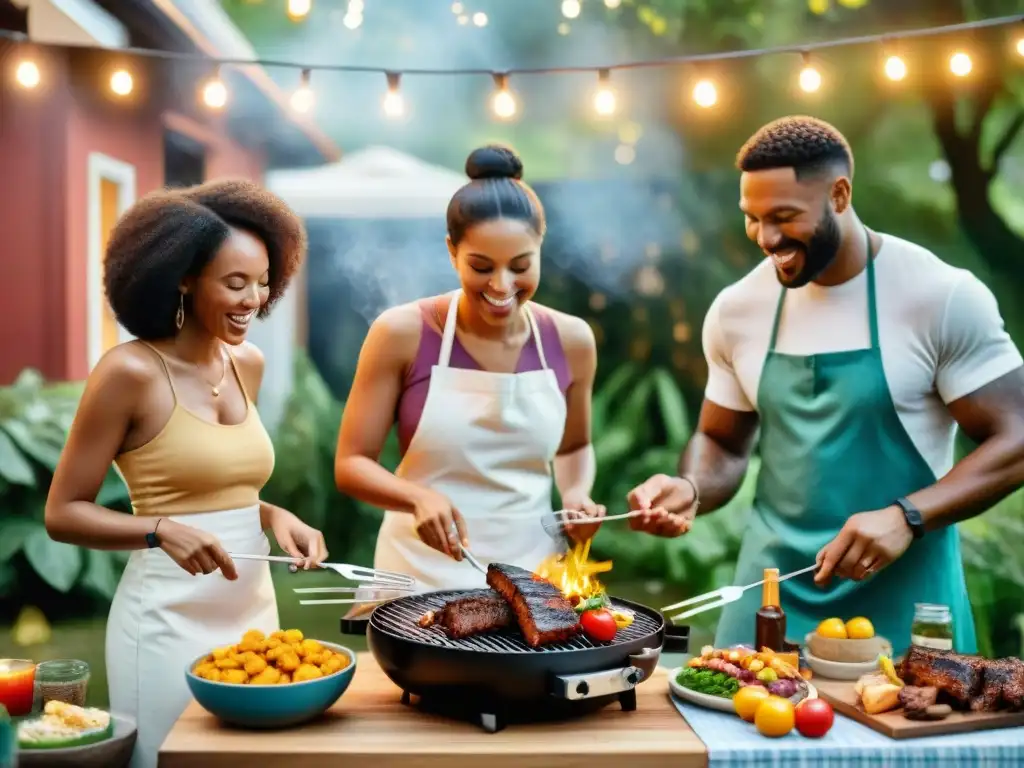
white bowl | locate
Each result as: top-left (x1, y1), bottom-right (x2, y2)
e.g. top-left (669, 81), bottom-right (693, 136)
top-left (803, 647), bottom-right (880, 680)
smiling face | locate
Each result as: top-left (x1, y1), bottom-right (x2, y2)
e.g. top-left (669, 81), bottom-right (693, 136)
top-left (184, 227), bottom-right (270, 344)
top-left (740, 167), bottom-right (848, 289)
top-left (448, 218), bottom-right (542, 326)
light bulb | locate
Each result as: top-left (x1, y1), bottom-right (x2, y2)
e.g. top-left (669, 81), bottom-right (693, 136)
top-left (15, 60), bottom-right (40, 89)
top-left (451, 1), bottom-right (463, 12)
top-left (492, 90), bottom-right (517, 120)
top-left (692, 79), bottom-right (717, 108)
top-left (949, 52), bottom-right (972, 77)
top-left (288, 0), bottom-right (312, 20)
top-left (383, 74), bottom-right (405, 119)
top-left (593, 70), bottom-right (616, 116)
top-left (884, 55), bottom-right (906, 81)
top-left (110, 69), bottom-right (133, 96)
top-left (343, 11), bottom-right (362, 29)
top-left (457, 14), bottom-right (469, 25)
top-left (473, 12), bottom-right (487, 26)
top-left (202, 77), bottom-right (228, 109)
top-left (561, 0), bottom-right (581, 19)
top-left (291, 81), bottom-right (314, 113)
top-left (799, 65), bottom-right (822, 93)
top-left (1016, 37), bottom-right (1024, 58)
top-left (604, 0), bottom-right (622, 7)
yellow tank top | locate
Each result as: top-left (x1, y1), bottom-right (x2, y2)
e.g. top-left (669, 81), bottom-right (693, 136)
top-left (114, 343), bottom-right (276, 516)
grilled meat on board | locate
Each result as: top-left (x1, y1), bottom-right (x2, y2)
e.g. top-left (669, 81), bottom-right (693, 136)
top-left (487, 563), bottom-right (580, 647)
top-left (418, 590), bottom-right (513, 639)
top-left (899, 646), bottom-right (1024, 712)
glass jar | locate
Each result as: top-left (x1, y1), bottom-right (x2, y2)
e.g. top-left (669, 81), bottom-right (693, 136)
top-left (910, 603), bottom-right (953, 651)
top-left (32, 660), bottom-right (90, 711)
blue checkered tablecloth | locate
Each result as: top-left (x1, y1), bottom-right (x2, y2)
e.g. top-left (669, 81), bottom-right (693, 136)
top-left (671, 694), bottom-right (1024, 767)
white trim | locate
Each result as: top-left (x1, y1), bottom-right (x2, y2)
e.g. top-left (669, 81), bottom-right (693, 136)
top-left (86, 152), bottom-right (136, 370)
top-left (26, 0), bottom-right (129, 48)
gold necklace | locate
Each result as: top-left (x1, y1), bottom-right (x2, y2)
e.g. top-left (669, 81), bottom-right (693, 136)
top-left (196, 349), bottom-right (227, 397)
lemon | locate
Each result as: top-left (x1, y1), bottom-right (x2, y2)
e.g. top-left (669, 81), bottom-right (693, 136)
top-left (816, 618), bottom-right (848, 639)
top-left (878, 654), bottom-right (903, 687)
top-left (845, 617), bottom-right (875, 639)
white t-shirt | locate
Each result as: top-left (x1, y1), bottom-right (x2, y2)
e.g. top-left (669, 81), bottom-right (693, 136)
top-left (703, 232), bottom-right (1023, 479)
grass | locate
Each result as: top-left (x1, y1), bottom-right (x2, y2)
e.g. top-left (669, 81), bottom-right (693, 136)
top-left (2, 573), bottom-right (700, 709)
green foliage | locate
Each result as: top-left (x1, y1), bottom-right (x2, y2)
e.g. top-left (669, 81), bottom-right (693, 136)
top-left (0, 370), bottom-right (129, 613)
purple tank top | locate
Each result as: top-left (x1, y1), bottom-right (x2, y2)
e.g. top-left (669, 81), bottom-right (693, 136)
top-left (396, 301), bottom-right (572, 456)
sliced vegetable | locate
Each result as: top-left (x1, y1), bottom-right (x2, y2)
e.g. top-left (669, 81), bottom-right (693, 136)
top-left (573, 595), bottom-right (608, 614)
top-left (580, 609), bottom-right (617, 643)
top-left (610, 609), bottom-right (634, 629)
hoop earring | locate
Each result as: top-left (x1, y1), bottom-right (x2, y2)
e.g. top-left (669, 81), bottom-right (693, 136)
top-left (175, 294), bottom-right (185, 331)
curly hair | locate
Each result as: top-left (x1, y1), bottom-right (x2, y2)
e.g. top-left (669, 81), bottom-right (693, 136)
top-left (103, 179), bottom-right (307, 340)
top-left (735, 116), bottom-right (853, 180)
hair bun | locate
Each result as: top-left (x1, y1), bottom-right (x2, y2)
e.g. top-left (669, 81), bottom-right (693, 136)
top-left (465, 144), bottom-right (523, 181)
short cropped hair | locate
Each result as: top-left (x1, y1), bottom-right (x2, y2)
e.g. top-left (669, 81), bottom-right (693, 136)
top-left (103, 179), bottom-right (306, 340)
top-left (736, 116), bottom-right (853, 180)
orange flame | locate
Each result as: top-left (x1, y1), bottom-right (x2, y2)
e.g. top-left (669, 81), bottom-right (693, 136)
top-left (536, 538), bottom-right (612, 600)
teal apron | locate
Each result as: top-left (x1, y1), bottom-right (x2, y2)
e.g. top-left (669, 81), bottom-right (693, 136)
top-left (714, 233), bottom-right (976, 655)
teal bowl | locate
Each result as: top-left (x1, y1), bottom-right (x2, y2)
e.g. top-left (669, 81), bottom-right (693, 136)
top-left (185, 640), bottom-right (356, 729)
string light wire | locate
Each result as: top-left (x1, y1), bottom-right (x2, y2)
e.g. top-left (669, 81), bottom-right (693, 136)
top-left (0, 14), bottom-right (1019, 77)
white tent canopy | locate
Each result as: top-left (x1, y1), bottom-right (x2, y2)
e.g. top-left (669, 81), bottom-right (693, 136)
top-left (265, 146), bottom-right (468, 220)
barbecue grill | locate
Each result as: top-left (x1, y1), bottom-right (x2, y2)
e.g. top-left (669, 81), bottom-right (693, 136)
top-left (341, 589), bottom-right (690, 732)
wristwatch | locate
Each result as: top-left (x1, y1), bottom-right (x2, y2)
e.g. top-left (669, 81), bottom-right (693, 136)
top-left (145, 518), bottom-right (164, 549)
top-left (893, 497), bottom-right (924, 539)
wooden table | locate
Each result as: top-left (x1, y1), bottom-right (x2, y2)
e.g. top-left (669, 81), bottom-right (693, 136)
top-left (160, 653), bottom-right (707, 768)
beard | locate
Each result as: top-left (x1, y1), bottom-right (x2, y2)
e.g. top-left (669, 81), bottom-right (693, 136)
top-left (776, 207), bottom-right (842, 289)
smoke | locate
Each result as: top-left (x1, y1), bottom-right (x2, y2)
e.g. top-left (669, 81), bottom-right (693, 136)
top-left (239, 1), bottom-right (726, 326)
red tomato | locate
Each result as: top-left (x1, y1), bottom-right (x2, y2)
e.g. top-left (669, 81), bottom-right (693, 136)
top-left (580, 609), bottom-right (617, 643)
top-left (794, 698), bottom-right (834, 738)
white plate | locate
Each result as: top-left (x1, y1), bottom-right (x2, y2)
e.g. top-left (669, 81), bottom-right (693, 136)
top-left (667, 666), bottom-right (818, 715)
top-left (803, 647), bottom-right (881, 681)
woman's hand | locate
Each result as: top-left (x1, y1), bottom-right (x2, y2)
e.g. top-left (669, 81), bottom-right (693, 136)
top-left (412, 488), bottom-right (468, 560)
top-left (626, 474), bottom-right (698, 537)
top-left (560, 491), bottom-right (606, 543)
top-left (158, 519), bottom-right (239, 579)
top-left (267, 507), bottom-right (329, 570)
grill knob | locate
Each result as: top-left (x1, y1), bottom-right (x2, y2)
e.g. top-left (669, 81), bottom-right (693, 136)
top-left (575, 681), bottom-right (590, 696)
top-left (622, 668), bottom-right (640, 686)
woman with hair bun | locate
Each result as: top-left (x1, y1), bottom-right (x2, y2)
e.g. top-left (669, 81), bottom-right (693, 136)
top-left (44, 179), bottom-right (328, 768)
top-left (335, 144), bottom-right (604, 591)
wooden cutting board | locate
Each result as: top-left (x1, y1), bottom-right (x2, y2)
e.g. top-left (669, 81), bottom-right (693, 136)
top-left (159, 653), bottom-right (708, 768)
top-left (814, 678), bottom-right (1024, 739)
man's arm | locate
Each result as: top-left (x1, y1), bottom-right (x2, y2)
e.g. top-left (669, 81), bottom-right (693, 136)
top-left (681, 400), bottom-right (760, 514)
top-left (910, 273), bottom-right (1024, 529)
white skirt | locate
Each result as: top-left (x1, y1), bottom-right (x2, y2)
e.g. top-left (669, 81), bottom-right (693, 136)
top-left (105, 505), bottom-right (278, 768)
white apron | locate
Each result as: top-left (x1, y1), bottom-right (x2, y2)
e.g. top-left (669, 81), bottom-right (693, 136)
top-left (373, 290), bottom-right (567, 591)
top-left (105, 505), bottom-right (278, 768)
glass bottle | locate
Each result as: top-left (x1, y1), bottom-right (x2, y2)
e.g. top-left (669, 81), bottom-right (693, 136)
top-left (755, 568), bottom-right (786, 651)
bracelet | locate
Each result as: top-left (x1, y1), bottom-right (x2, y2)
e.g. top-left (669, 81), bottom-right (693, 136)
top-left (145, 518), bottom-right (164, 549)
top-left (678, 476), bottom-right (700, 513)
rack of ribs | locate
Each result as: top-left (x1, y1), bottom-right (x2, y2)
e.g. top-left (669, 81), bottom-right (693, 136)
top-left (972, 657), bottom-right (1024, 712)
top-left (899, 646), bottom-right (1024, 712)
top-left (487, 563), bottom-right (581, 648)
top-left (417, 590), bottom-right (513, 639)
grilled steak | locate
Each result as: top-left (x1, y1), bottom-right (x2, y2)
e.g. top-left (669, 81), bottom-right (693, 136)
top-left (487, 563), bottom-right (580, 648)
top-left (972, 657), bottom-right (1024, 712)
top-left (900, 647), bottom-right (983, 707)
top-left (418, 590), bottom-right (513, 639)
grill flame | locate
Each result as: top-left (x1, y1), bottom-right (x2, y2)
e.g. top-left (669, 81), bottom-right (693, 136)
top-left (535, 538), bottom-right (612, 602)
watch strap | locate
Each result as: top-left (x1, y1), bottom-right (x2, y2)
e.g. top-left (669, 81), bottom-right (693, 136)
top-left (145, 518), bottom-right (164, 549)
top-left (894, 497), bottom-right (924, 539)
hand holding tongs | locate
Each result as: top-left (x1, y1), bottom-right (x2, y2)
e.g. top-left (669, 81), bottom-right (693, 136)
top-left (228, 553), bottom-right (416, 605)
top-left (660, 565), bottom-right (818, 622)
top-left (449, 523), bottom-right (487, 575)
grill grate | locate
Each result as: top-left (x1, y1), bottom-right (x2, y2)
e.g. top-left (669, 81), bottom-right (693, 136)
top-left (370, 590), bottom-right (663, 654)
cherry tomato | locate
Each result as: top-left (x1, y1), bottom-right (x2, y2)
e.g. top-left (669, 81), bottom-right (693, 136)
top-left (794, 697), bottom-right (834, 738)
top-left (580, 609), bottom-right (617, 643)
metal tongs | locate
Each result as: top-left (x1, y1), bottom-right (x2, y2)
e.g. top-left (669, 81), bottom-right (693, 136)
top-left (540, 509), bottom-right (645, 538)
top-left (660, 565), bottom-right (818, 622)
top-left (228, 553), bottom-right (416, 606)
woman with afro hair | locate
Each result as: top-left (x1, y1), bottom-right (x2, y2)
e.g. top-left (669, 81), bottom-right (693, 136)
top-left (44, 178), bottom-right (328, 767)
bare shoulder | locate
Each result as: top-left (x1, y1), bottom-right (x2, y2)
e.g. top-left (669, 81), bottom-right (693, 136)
top-left (534, 303), bottom-right (595, 353)
top-left (364, 300), bottom-right (425, 363)
top-left (89, 341), bottom-right (162, 395)
top-left (229, 340), bottom-right (265, 376)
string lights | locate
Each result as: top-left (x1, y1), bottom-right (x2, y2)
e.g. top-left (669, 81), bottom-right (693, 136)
top-left (2, 14), bottom-right (1022, 120)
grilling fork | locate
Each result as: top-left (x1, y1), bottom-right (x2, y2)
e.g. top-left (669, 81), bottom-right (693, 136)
top-left (660, 565), bottom-right (818, 622)
top-left (228, 553), bottom-right (415, 589)
top-left (540, 509), bottom-right (645, 538)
